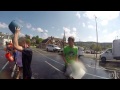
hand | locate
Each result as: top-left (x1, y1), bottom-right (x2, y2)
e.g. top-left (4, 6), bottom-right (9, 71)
top-left (15, 27), bottom-right (20, 34)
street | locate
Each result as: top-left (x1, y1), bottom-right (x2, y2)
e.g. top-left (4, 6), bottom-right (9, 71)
top-left (0, 47), bottom-right (118, 79)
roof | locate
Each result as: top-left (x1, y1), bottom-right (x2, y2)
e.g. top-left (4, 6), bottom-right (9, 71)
top-left (42, 37), bottom-right (64, 44)
top-left (41, 39), bottom-right (50, 43)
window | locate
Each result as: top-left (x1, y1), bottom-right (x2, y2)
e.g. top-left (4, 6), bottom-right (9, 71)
top-left (107, 49), bottom-right (112, 53)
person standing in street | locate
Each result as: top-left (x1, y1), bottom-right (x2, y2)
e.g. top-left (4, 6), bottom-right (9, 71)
top-left (13, 27), bottom-right (33, 79)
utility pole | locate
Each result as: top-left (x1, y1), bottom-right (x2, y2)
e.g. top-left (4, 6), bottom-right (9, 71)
top-left (95, 15), bottom-right (98, 68)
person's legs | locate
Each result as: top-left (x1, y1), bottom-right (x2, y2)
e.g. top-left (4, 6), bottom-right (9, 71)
top-left (16, 67), bottom-right (20, 79)
top-left (16, 67), bottom-right (23, 79)
top-left (19, 67), bottom-right (23, 79)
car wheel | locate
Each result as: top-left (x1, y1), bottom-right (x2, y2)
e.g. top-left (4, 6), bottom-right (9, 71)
top-left (101, 57), bottom-right (106, 62)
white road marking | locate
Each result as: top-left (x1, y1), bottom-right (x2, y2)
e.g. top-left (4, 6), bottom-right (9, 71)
top-left (86, 73), bottom-right (109, 79)
top-left (87, 64), bottom-right (106, 70)
top-left (11, 64), bottom-right (17, 78)
top-left (0, 61), bottom-right (9, 73)
top-left (114, 71), bottom-right (117, 79)
top-left (45, 61), bottom-right (64, 73)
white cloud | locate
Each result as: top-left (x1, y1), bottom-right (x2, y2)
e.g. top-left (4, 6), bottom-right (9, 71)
top-left (88, 36), bottom-right (92, 39)
top-left (26, 23), bottom-right (32, 29)
top-left (62, 27), bottom-right (77, 41)
top-left (73, 27), bottom-right (77, 32)
top-left (0, 22), bottom-right (8, 28)
top-left (32, 27), bottom-right (36, 31)
top-left (37, 28), bottom-right (43, 33)
top-left (82, 23), bottom-right (85, 27)
top-left (101, 20), bottom-right (108, 26)
top-left (88, 25), bottom-right (95, 29)
top-left (76, 12), bottom-right (81, 19)
top-left (63, 27), bottom-right (70, 33)
top-left (102, 29), bottom-right (107, 33)
top-left (98, 30), bottom-right (120, 42)
top-left (43, 33), bottom-right (48, 39)
top-left (19, 32), bottom-right (25, 37)
top-left (83, 11), bottom-right (120, 26)
top-left (45, 30), bottom-right (48, 33)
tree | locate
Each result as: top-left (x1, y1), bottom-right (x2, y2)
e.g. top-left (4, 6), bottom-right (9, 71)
top-left (36, 38), bottom-right (43, 44)
top-left (90, 44), bottom-right (96, 50)
top-left (35, 35), bottom-right (39, 40)
top-left (90, 44), bottom-right (102, 51)
top-left (94, 44), bottom-right (102, 51)
top-left (25, 34), bottom-right (30, 39)
top-left (26, 39), bottom-right (31, 45)
top-left (106, 45), bottom-right (112, 49)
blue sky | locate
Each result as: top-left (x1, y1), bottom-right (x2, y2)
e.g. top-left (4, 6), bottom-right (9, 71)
top-left (0, 11), bottom-right (120, 42)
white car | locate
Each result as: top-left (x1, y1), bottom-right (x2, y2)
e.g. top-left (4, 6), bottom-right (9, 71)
top-left (46, 44), bottom-right (61, 52)
top-left (78, 46), bottom-right (84, 57)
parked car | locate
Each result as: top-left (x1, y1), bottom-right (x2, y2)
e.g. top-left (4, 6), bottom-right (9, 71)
top-left (46, 44), bottom-right (61, 52)
top-left (85, 50), bottom-right (91, 53)
top-left (100, 39), bottom-right (120, 62)
top-left (78, 46), bottom-right (84, 57)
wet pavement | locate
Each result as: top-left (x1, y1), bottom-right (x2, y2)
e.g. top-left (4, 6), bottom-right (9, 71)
top-left (0, 47), bottom-right (120, 79)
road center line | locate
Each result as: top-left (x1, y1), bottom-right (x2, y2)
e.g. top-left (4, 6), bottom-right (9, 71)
top-left (45, 61), bottom-right (64, 73)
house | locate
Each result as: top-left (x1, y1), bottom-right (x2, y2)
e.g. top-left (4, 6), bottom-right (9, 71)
top-left (0, 33), bottom-right (12, 47)
top-left (39, 36), bottom-right (66, 49)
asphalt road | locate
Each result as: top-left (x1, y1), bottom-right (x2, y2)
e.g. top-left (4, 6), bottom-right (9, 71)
top-left (0, 47), bottom-right (118, 79)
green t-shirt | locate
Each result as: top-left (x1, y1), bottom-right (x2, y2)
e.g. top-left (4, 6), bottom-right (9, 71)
top-left (63, 45), bottom-right (78, 64)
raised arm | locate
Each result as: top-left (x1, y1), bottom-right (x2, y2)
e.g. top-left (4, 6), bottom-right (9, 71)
top-left (13, 27), bottom-right (23, 51)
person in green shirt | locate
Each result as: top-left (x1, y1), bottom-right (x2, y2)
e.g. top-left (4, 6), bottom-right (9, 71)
top-left (62, 36), bottom-right (78, 75)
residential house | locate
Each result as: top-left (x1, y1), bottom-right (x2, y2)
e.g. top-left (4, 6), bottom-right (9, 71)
top-left (0, 33), bottom-right (12, 47)
top-left (39, 36), bottom-right (66, 49)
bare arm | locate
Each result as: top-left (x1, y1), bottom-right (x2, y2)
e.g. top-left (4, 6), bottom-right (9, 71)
top-left (13, 27), bottom-right (23, 51)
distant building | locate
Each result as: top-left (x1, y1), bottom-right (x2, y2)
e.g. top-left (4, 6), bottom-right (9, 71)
top-left (39, 36), bottom-right (66, 49)
top-left (0, 33), bottom-right (12, 46)
top-left (63, 30), bottom-right (66, 47)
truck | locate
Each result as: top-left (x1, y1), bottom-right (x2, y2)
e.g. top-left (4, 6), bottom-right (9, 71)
top-left (100, 39), bottom-right (120, 62)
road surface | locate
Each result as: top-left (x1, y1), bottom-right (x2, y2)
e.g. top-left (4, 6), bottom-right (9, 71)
top-left (0, 47), bottom-right (118, 79)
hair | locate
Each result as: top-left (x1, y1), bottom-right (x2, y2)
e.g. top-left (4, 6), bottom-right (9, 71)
top-left (68, 36), bottom-right (75, 42)
top-left (18, 37), bottom-right (31, 46)
top-left (26, 39), bottom-right (31, 46)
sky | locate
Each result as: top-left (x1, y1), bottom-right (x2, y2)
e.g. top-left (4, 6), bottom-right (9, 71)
top-left (0, 11), bottom-right (120, 43)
